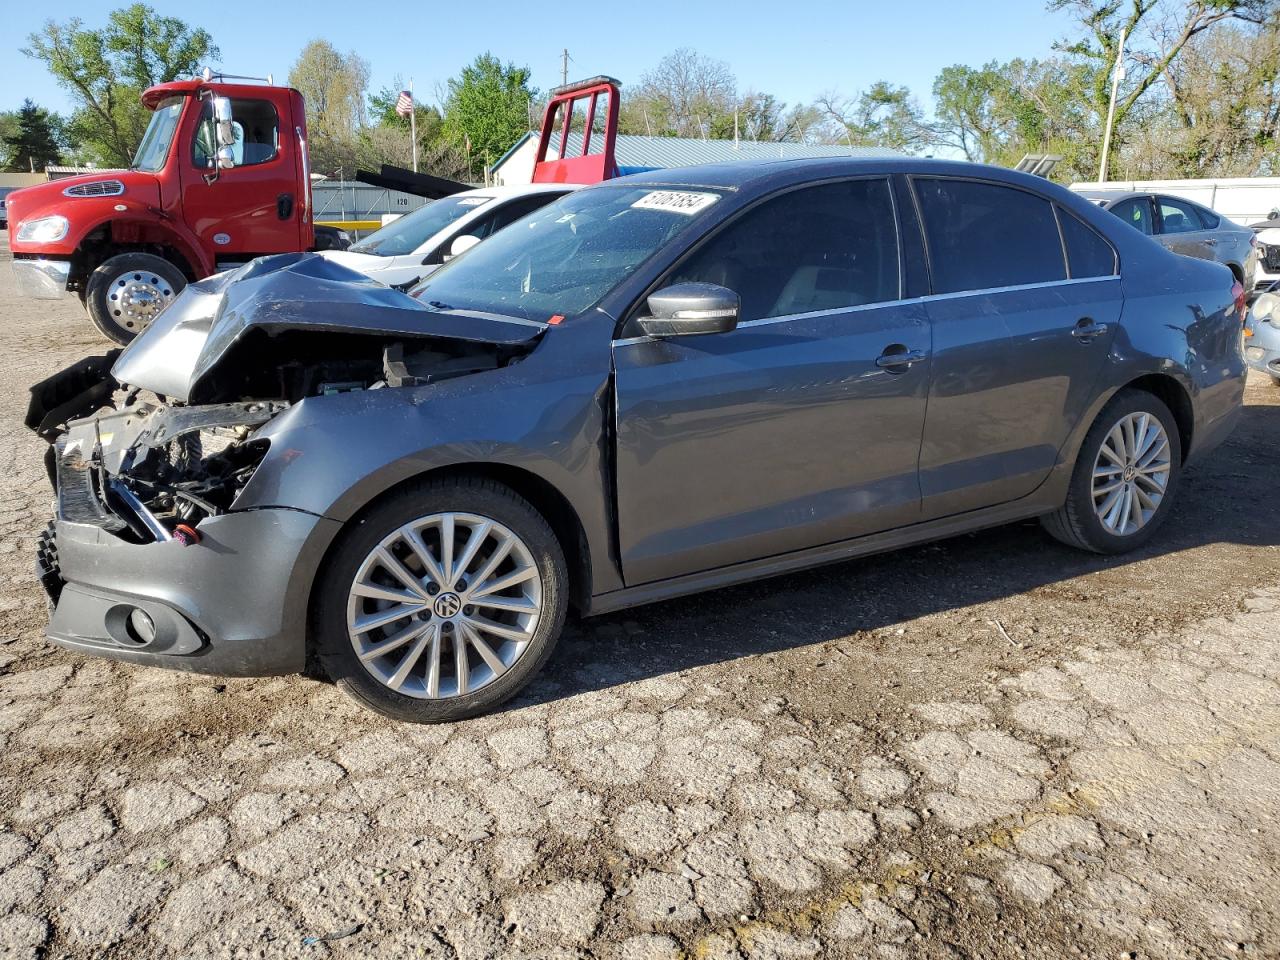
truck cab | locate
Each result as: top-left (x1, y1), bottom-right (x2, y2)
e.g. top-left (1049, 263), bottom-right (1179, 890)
top-left (7, 74), bottom-right (323, 343)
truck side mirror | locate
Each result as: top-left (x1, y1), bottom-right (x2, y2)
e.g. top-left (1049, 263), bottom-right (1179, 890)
top-left (212, 97), bottom-right (236, 148)
top-left (216, 146), bottom-right (236, 170)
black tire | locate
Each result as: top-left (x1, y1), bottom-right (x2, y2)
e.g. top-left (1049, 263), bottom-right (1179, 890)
top-left (85, 252), bottom-right (187, 345)
top-left (314, 476), bottom-right (569, 723)
top-left (1041, 388), bottom-right (1183, 554)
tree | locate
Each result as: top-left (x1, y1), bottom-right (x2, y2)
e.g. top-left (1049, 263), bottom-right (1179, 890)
top-left (3, 100), bottom-right (63, 172)
top-left (289, 40), bottom-right (370, 142)
top-left (1050, 0), bottom-right (1278, 176)
top-left (621, 49), bottom-right (737, 137)
top-left (442, 54), bottom-right (537, 176)
top-left (23, 4), bottom-right (217, 166)
top-left (815, 82), bottom-right (933, 152)
top-left (1147, 20), bottom-right (1280, 175)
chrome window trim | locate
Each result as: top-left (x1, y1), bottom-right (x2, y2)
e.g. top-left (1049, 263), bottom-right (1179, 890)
top-left (611, 275), bottom-right (1121, 346)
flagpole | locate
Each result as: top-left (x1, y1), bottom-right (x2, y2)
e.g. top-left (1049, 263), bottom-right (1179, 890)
top-left (409, 78), bottom-right (418, 173)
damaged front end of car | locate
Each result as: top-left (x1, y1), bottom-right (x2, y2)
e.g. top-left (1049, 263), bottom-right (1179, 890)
top-left (27, 253), bottom-right (548, 671)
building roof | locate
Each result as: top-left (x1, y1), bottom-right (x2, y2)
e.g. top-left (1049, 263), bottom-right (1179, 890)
top-left (491, 132), bottom-right (900, 174)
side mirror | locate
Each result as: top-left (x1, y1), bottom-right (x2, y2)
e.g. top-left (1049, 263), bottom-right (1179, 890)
top-left (444, 234), bottom-right (481, 261)
top-left (215, 145), bottom-right (235, 170)
top-left (637, 282), bottom-right (739, 337)
top-left (212, 97), bottom-right (236, 148)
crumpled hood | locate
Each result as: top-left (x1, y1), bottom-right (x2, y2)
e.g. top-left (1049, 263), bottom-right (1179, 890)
top-left (112, 253), bottom-right (547, 401)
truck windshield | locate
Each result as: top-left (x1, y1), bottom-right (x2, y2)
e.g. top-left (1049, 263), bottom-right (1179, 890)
top-left (408, 184), bottom-right (725, 321)
top-left (349, 196), bottom-right (492, 257)
top-left (133, 96), bottom-right (185, 172)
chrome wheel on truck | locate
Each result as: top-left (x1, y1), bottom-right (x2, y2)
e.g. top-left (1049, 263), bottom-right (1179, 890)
top-left (317, 477), bottom-right (568, 723)
top-left (84, 252), bottom-right (187, 345)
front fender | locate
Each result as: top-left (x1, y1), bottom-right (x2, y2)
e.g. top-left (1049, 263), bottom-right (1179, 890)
top-left (233, 357), bottom-right (622, 595)
top-left (80, 208), bottom-right (214, 277)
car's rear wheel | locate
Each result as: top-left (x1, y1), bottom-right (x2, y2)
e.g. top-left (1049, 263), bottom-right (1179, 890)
top-left (315, 476), bottom-right (568, 722)
top-left (1041, 389), bottom-right (1182, 554)
top-left (85, 252), bottom-right (186, 345)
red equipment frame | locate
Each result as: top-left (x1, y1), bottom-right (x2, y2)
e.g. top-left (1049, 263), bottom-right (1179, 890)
top-left (532, 76), bottom-right (621, 184)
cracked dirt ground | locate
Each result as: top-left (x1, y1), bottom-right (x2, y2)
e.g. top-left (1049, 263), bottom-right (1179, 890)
top-left (1, 235), bottom-right (1279, 959)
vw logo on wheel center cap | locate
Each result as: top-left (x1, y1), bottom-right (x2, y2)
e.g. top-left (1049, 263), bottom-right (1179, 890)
top-left (1123, 464), bottom-right (1136, 482)
top-left (433, 592), bottom-right (462, 618)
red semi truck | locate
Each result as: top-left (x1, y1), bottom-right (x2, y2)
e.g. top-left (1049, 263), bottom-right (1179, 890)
top-left (6, 72), bottom-right (348, 343)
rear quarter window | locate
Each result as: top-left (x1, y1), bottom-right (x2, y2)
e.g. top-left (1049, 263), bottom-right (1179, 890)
top-left (1056, 207), bottom-right (1118, 278)
top-left (914, 178), bottom-right (1066, 294)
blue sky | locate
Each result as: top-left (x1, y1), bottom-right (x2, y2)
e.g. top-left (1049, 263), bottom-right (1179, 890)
top-left (2, 0), bottom-right (1078, 120)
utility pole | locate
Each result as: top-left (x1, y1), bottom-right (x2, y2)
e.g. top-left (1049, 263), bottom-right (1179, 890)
top-left (1098, 26), bottom-right (1127, 183)
top-left (561, 49), bottom-right (569, 87)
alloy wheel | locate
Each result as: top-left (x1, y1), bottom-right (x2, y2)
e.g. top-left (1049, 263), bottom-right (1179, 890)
top-left (107, 270), bottom-right (176, 332)
top-left (346, 512), bottom-right (542, 699)
top-left (1091, 411), bottom-right (1172, 536)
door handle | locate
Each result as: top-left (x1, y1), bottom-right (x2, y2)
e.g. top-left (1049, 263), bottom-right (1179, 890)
top-left (1204, 238), bottom-right (1218, 246)
top-left (875, 346), bottom-right (928, 370)
top-left (1072, 317), bottom-right (1109, 341)
top-left (277, 193), bottom-right (295, 221)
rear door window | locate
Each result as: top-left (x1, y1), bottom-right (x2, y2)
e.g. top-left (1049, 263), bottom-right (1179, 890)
top-left (667, 178), bottom-right (900, 322)
top-left (913, 178), bottom-right (1066, 294)
top-left (1108, 197), bottom-right (1155, 235)
top-left (1056, 207), bottom-right (1118, 278)
top-left (1157, 196), bottom-right (1204, 234)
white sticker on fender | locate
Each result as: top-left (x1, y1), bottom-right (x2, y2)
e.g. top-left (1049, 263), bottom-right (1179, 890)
top-left (631, 190), bottom-right (719, 215)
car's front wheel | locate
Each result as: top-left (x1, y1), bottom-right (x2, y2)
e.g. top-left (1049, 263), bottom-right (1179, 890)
top-left (315, 476), bottom-right (569, 722)
top-left (1041, 388), bottom-right (1183, 554)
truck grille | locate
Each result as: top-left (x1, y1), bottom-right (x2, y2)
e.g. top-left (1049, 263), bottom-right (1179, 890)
top-left (1264, 245), bottom-right (1280, 273)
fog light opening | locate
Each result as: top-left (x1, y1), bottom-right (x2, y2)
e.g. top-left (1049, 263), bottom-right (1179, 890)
top-left (125, 608), bottom-right (157, 646)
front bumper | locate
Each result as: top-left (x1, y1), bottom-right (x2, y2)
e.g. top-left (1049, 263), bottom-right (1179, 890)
top-left (43, 508), bottom-right (340, 676)
top-left (1244, 317), bottom-right (1280, 381)
top-left (12, 258), bottom-right (71, 299)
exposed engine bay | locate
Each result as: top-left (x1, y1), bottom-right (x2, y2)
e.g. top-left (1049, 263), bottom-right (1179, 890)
top-left (26, 254), bottom-right (546, 550)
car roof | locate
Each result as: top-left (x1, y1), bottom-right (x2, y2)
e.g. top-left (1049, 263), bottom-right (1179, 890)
top-left (589, 155), bottom-right (1081, 195)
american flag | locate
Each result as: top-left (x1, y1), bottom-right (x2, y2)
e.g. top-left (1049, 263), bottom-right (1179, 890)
top-left (395, 90), bottom-right (413, 118)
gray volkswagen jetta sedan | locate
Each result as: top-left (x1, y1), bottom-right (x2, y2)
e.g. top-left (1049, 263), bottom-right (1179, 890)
top-left (27, 158), bottom-right (1246, 721)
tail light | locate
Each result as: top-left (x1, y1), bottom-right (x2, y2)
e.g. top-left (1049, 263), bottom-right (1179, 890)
top-left (1232, 281), bottom-right (1247, 325)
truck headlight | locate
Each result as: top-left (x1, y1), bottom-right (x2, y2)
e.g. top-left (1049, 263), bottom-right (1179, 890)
top-left (16, 215), bottom-right (69, 243)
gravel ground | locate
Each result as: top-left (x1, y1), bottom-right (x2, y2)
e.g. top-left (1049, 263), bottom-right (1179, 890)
top-left (1, 232), bottom-right (1279, 959)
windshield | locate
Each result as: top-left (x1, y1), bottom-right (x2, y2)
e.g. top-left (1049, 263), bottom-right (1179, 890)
top-left (350, 195), bottom-right (492, 256)
top-left (408, 185), bottom-right (725, 321)
top-left (133, 96), bottom-right (185, 172)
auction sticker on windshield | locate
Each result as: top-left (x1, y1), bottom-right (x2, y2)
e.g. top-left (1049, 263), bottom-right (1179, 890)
top-left (631, 191), bottom-right (719, 215)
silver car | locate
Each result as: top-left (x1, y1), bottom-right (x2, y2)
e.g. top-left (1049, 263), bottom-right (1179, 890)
top-left (1245, 281), bottom-right (1280, 385)
top-left (1080, 190), bottom-right (1257, 290)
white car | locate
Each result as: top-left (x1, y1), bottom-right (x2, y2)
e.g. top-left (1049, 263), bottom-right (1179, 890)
top-left (321, 183), bottom-right (578, 289)
top-left (1253, 213), bottom-right (1280, 297)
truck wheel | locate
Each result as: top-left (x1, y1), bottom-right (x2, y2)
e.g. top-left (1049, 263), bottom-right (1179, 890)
top-left (315, 476), bottom-right (569, 723)
top-left (1041, 389), bottom-right (1182, 554)
top-left (85, 253), bottom-right (186, 344)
